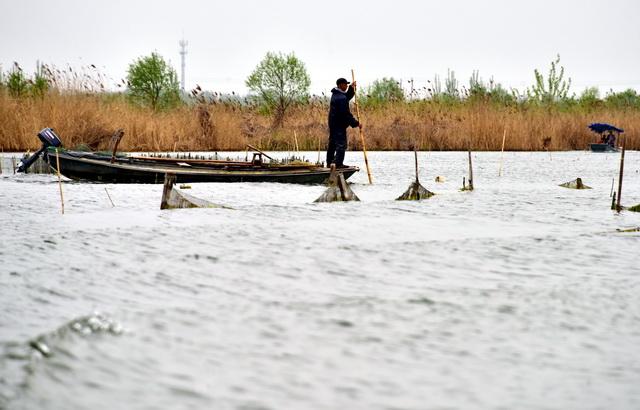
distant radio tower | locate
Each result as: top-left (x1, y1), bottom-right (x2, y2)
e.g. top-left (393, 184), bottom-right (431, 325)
top-left (179, 38), bottom-right (188, 91)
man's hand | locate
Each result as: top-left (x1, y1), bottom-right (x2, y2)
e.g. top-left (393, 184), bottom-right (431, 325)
top-left (351, 81), bottom-right (357, 89)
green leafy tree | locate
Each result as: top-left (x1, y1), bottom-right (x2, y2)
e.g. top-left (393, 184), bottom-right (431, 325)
top-left (7, 64), bottom-right (29, 97)
top-left (127, 52), bottom-right (180, 110)
top-left (30, 62), bottom-right (49, 98)
top-left (604, 89), bottom-right (640, 109)
top-left (578, 87), bottom-right (600, 108)
top-left (246, 51), bottom-right (310, 127)
top-left (429, 70), bottom-right (459, 102)
top-left (444, 69), bottom-right (459, 99)
top-left (530, 54), bottom-right (571, 104)
top-left (365, 77), bottom-right (404, 105)
top-left (468, 70), bottom-right (487, 97)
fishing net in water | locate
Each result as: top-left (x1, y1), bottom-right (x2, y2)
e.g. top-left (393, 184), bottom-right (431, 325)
top-left (397, 180), bottom-right (435, 200)
top-left (314, 166), bottom-right (359, 203)
top-left (161, 174), bottom-right (229, 209)
top-left (559, 178), bottom-right (591, 189)
top-left (627, 204), bottom-right (640, 213)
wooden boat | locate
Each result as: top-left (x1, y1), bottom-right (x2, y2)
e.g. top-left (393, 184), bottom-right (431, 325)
top-left (588, 123), bottom-right (623, 152)
top-left (43, 148), bottom-right (358, 184)
top-left (16, 128), bottom-right (358, 184)
top-left (589, 143), bottom-right (618, 153)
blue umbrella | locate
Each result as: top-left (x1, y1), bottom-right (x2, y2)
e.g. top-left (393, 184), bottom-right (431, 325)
top-left (588, 123), bottom-right (624, 134)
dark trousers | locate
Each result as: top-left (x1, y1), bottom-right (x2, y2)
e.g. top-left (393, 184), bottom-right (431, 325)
top-left (326, 128), bottom-right (347, 166)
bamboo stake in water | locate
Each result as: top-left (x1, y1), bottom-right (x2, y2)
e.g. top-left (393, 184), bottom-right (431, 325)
top-left (610, 178), bottom-right (615, 198)
top-left (105, 188), bottom-right (115, 207)
top-left (351, 69), bottom-right (373, 184)
top-left (468, 150), bottom-right (474, 191)
top-left (55, 148), bottom-right (65, 215)
top-left (498, 128), bottom-right (506, 176)
top-left (616, 135), bottom-right (626, 212)
top-left (414, 150), bottom-right (419, 183)
top-left (293, 130), bottom-right (300, 153)
top-left (317, 134), bottom-right (321, 165)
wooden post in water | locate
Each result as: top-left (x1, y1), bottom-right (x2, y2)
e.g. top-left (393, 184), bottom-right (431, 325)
top-left (351, 69), bottom-right (373, 184)
top-left (161, 173), bottom-right (177, 210)
top-left (468, 150), bottom-right (474, 191)
top-left (616, 135), bottom-right (626, 212)
top-left (498, 128), bottom-right (506, 177)
top-left (414, 150), bottom-right (419, 183)
top-left (55, 149), bottom-right (65, 215)
top-left (317, 134), bottom-right (321, 165)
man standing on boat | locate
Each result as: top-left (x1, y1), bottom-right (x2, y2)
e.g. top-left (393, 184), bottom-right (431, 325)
top-left (327, 78), bottom-right (361, 168)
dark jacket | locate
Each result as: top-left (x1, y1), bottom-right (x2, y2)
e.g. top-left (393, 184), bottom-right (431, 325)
top-left (328, 86), bottom-right (359, 131)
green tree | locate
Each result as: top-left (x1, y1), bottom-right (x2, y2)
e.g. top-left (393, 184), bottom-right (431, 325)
top-left (530, 54), bottom-right (571, 104)
top-left (444, 69), bottom-right (459, 99)
top-left (468, 70), bottom-right (487, 97)
top-left (429, 70), bottom-right (459, 102)
top-left (30, 62), bottom-right (49, 98)
top-left (246, 51), bottom-right (310, 127)
top-left (578, 87), bottom-right (600, 108)
top-left (365, 77), bottom-right (404, 104)
top-left (126, 52), bottom-right (180, 110)
top-left (7, 64), bottom-right (29, 97)
top-left (604, 89), bottom-right (640, 109)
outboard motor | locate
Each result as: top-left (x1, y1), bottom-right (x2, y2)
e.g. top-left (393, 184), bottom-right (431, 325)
top-left (16, 128), bottom-right (62, 173)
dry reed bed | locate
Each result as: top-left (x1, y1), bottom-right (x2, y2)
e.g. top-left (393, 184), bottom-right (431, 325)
top-left (1, 93), bottom-right (638, 152)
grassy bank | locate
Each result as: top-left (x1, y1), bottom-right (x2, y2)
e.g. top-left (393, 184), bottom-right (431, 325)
top-left (1, 91), bottom-right (639, 152)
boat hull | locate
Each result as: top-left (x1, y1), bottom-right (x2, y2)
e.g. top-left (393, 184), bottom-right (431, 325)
top-left (44, 150), bottom-right (358, 184)
top-left (590, 143), bottom-right (618, 153)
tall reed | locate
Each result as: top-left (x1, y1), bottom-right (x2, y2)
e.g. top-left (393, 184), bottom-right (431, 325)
top-left (1, 91), bottom-right (638, 152)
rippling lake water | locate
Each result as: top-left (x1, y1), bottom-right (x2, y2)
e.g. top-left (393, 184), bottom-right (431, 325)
top-left (1, 151), bottom-right (639, 410)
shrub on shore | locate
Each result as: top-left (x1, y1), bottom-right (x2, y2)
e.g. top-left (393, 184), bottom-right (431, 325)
top-left (1, 56), bottom-right (638, 152)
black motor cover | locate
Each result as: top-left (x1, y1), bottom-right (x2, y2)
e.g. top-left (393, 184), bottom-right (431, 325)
top-left (16, 128), bottom-right (63, 173)
top-left (37, 128), bottom-right (62, 148)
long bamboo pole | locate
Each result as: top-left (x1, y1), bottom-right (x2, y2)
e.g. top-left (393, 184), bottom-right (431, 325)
top-left (468, 150), bottom-right (474, 191)
top-left (351, 69), bottom-right (373, 184)
top-left (293, 130), bottom-right (300, 153)
top-left (498, 128), bottom-right (506, 177)
top-left (55, 148), bottom-right (65, 215)
top-left (414, 150), bottom-right (419, 183)
top-left (616, 135), bottom-right (626, 212)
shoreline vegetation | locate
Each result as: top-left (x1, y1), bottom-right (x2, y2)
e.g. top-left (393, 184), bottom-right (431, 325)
top-left (1, 56), bottom-right (639, 152)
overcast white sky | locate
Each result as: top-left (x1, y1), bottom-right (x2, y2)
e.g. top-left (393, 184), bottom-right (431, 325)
top-left (1, 0), bottom-right (639, 95)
